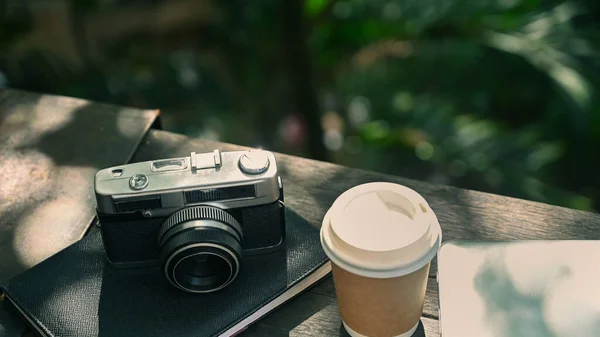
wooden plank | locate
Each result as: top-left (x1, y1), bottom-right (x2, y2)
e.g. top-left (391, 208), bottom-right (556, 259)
top-left (310, 276), bottom-right (440, 320)
top-left (133, 130), bottom-right (600, 279)
top-left (242, 324), bottom-right (289, 337)
top-left (128, 129), bottom-right (600, 337)
top-left (0, 89), bottom-right (159, 281)
top-left (0, 90), bottom-right (159, 337)
top-left (244, 291), bottom-right (439, 337)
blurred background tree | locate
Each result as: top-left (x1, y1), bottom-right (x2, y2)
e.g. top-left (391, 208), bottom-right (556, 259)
top-left (1, 0), bottom-right (599, 211)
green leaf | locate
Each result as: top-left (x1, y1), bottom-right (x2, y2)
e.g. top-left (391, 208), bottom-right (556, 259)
top-left (305, 0), bottom-right (332, 18)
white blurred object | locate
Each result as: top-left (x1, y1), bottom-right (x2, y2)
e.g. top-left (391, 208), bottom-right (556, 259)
top-left (323, 130), bottom-right (344, 151)
top-left (347, 96), bottom-right (371, 128)
top-left (438, 241), bottom-right (600, 337)
top-left (544, 272), bottom-right (600, 337)
top-left (503, 242), bottom-right (572, 297)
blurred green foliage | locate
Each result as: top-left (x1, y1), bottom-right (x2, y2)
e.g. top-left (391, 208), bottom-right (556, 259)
top-left (0, 3), bottom-right (31, 46)
top-left (1, 0), bottom-right (600, 211)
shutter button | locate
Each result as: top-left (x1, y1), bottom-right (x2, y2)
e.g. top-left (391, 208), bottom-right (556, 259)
top-left (239, 151), bottom-right (270, 174)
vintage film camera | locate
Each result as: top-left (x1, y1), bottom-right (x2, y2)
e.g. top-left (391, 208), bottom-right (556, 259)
top-left (94, 149), bottom-right (285, 293)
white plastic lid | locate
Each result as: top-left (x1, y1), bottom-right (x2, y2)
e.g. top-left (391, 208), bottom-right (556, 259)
top-left (320, 182), bottom-right (442, 278)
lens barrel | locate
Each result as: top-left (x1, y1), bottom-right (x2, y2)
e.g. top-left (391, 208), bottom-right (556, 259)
top-left (157, 206), bottom-right (243, 293)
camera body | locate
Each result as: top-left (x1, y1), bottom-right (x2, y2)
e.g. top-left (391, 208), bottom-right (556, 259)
top-left (95, 149), bottom-right (285, 293)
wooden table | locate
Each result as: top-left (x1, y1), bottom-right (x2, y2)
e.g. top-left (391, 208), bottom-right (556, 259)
top-left (0, 90), bottom-right (158, 336)
top-left (3, 92), bottom-right (600, 336)
top-left (0, 89), bottom-right (159, 281)
top-left (130, 130), bottom-right (600, 337)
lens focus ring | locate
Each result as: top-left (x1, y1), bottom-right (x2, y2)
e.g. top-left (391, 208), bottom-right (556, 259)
top-left (161, 228), bottom-right (242, 293)
top-left (157, 206), bottom-right (243, 293)
top-left (157, 206), bottom-right (242, 246)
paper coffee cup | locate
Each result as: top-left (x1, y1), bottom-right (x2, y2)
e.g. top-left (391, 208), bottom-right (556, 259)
top-left (320, 182), bottom-right (442, 337)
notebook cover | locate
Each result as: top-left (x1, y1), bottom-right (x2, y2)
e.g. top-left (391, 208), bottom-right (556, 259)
top-left (1, 208), bottom-right (329, 337)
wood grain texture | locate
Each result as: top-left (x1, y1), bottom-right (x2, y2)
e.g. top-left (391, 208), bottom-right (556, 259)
top-left (244, 291), bottom-right (439, 337)
top-left (0, 89), bottom-right (159, 281)
top-left (131, 130), bottom-right (600, 336)
top-left (133, 129), bottom-right (600, 279)
top-left (1, 93), bottom-right (597, 337)
top-left (0, 90), bottom-right (158, 337)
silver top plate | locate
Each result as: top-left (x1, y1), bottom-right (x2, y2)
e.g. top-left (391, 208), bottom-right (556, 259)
top-left (94, 150), bottom-right (281, 215)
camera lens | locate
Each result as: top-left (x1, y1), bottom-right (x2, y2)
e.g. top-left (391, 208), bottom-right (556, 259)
top-left (173, 252), bottom-right (232, 291)
top-left (157, 206), bottom-right (243, 293)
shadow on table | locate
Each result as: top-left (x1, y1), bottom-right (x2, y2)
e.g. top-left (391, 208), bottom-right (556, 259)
top-left (338, 320), bottom-right (428, 337)
top-left (18, 98), bottom-right (156, 167)
top-left (1, 91), bottom-right (157, 283)
top-left (0, 204), bottom-right (33, 283)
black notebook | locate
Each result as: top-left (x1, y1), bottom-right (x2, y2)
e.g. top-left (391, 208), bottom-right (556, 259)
top-left (0, 209), bottom-right (330, 337)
